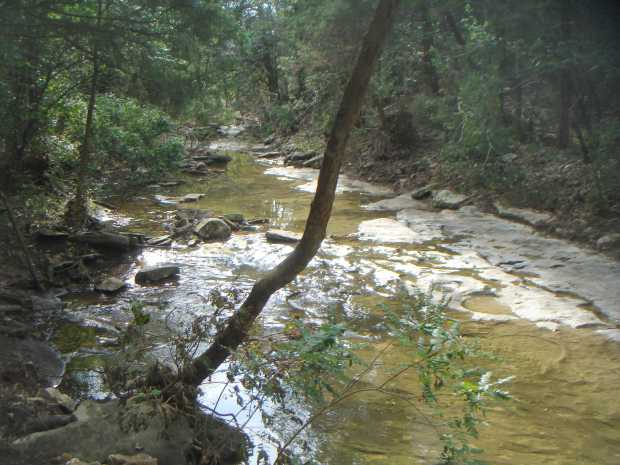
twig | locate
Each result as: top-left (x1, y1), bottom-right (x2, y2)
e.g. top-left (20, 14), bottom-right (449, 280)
top-left (0, 191), bottom-right (44, 291)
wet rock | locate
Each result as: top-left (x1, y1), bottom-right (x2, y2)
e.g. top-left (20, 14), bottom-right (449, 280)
top-left (256, 151), bottom-right (283, 159)
top-left (135, 265), bottom-right (180, 284)
top-left (266, 229), bottom-right (301, 244)
top-left (0, 335), bottom-right (64, 386)
top-left (194, 218), bottom-right (231, 241)
top-left (108, 453), bottom-right (158, 465)
top-left (95, 277), bottom-right (126, 293)
top-left (364, 193), bottom-right (431, 212)
top-left (431, 190), bottom-right (468, 210)
top-left (494, 202), bottom-right (552, 228)
top-left (179, 194), bottom-right (204, 203)
top-left (75, 232), bottom-right (133, 251)
top-left (596, 233), bottom-right (620, 251)
top-left (22, 414), bottom-right (77, 435)
top-left (11, 400), bottom-right (248, 465)
top-left (42, 388), bottom-right (78, 414)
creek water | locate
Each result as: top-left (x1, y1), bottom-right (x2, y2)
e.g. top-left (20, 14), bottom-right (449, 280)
top-left (57, 136), bottom-right (620, 465)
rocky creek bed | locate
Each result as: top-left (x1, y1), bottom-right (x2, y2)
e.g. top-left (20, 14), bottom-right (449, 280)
top-left (2, 130), bottom-right (620, 465)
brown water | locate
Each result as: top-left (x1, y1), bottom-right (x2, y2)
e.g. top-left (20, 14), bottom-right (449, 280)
top-left (59, 140), bottom-right (620, 465)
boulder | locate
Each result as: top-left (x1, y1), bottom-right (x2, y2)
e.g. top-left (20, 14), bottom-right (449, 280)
top-left (431, 190), bottom-right (468, 210)
top-left (95, 277), bottom-right (126, 294)
top-left (266, 230), bottom-right (301, 244)
top-left (194, 218), bottom-right (232, 241)
top-left (597, 233), bottom-right (620, 251)
top-left (42, 388), bottom-right (78, 414)
top-left (108, 453), bottom-right (158, 465)
top-left (10, 400), bottom-right (248, 465)
top-left (135, 265), bottom-right (180, 284)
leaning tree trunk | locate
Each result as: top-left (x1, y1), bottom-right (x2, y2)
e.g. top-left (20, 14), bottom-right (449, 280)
top-left (68, 0), bottom-right (102, 228)
top-left (183, 0), bottom-right (402, 387)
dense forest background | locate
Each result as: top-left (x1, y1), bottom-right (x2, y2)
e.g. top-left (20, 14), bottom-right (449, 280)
top-left (1, 0), bottom-right (619, 238)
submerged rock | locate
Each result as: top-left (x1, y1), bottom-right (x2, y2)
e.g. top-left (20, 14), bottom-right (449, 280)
top-left (95, 277), bottom-right (126, 293)
top-left (135, 265), bottom-right (180, 284)
top-left (179, 194), bottom-right (205, 203)
top-left (194, 218), bottom-right (232, 241)
top-left (265, 229), bottom-right (301, 244)
top-left (431, 190), bottom-right (468, 210)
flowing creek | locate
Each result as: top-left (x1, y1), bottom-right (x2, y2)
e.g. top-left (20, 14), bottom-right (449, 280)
top-left (57, 136), bottom-right (620, 465)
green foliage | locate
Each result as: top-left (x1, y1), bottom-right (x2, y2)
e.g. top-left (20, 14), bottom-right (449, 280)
top-left (587, 119), bottom-right (620, 214)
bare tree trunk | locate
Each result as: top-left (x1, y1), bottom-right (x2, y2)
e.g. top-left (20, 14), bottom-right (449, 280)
top-left (557, 0), bottom-right (571, 148)
top-left (420, 1), bottom-right (439, 95)
top-left (183, 0), bottom-right (402, 387)
top-left (69, 0), bottom-right (102, 228)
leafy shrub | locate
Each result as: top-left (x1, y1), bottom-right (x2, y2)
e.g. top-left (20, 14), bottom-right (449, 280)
top-left (93, 94), bottom-right (184, 181)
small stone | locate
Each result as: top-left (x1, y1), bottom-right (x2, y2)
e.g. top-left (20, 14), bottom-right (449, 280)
top-left (95, 277), bottom-right (126, 293)
top-left (596, 233), bottom-right (620, 251)
top-left (135, 264), bottom-right (180, 284)
top-left (265, 229), bottom-right (302, 244)
top-left (108, 453), bottom-right (158, 465)
top-left (501, 152), bottom-right (519, 163)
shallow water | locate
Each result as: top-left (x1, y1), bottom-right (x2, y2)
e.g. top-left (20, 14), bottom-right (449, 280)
top-left (58, 138), bottom-right (620, 464)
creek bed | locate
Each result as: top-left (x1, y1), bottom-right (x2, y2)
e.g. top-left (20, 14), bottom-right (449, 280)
top-left (58, 138), bottom-right (620, 465)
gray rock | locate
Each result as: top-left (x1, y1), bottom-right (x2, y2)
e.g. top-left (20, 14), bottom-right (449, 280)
top-left (256, 151), bottom-right (283, 159)
top-left (95, 277), bottom-right (126, 293)
top-left (135, 265), bottom-right (180, 284)
top-left (596, 233), bottom-right (620, 250)
top-left (431, 190), bottom-right (468, 210)
top-left (31, 294), bottom-right (63, 312)
top-left (11, 400), bottom-right (247, 465)
top-left (266, 229), bottom-right (301, 244)
top-left (501, 152), bottom-right (519, 163)
top-left (194, 218), bottom-right (232, 241)
top-left (494, 202), bottom-right (552, 228)
top-left (264, 134), bottom-right (276, 145)
top-left (42, 388), bottom-right (78, 414)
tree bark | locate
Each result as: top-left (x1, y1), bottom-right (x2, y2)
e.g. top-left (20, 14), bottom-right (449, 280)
top-left (557, 0), bottom-right (571, 148)
top-left (70, 0), bottom-right (102, 228)
top-left (183, 0), bottom-right (402, 387)
top-left (420, 1), bottom-right (439, 95)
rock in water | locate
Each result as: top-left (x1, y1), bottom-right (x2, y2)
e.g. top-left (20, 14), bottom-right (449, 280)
top-left (75, 232), bottom-right (133, 251)
top-left (95, 277), bottom-right (126, 293)
top-left (265, 229), bottom-right (302, 244)
top-left (135, 265), bottom-right (180, 284)
top-left (179, 194), bottom-right (204, 203)
top-left (194, 218), bottom-right (232, 241)
top-left (205, 152), bottom-right (232, 165)
top-left (431, 190), bottom-right (468, 210)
